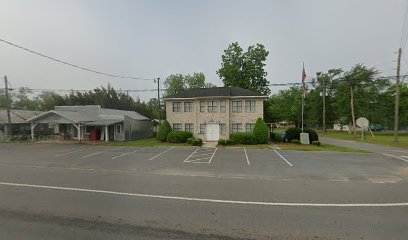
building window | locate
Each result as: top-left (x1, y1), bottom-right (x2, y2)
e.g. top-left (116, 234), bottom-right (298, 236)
top-left (185, 123), bottom-right (194, 133)
top-left (200, 124), bottom-right (206, 134)
top-left (116, 124), bottom-right (122, 134)
top-left (173, 123), bottom-right (182, 131)
top-left (232, 101), bottom-right (242, 112)
top-left (200, 101), bottom-right (205, 112)
top-left (172, 102), bottom-right (182, 112)
top-left (208, 100), bottom-right (218, 112)
top-left (220, 101), bottom-right (226, 112)
top-left (231, 123), bottom-right (242, 133)
top-left (245, 100), bottom-right (256, 112)
top-left (246, 123), bottom-right (255, 132)
top-left (220, 124), bottom-right (226, 135)
top-left (184, 102), bottom-right (193, 112)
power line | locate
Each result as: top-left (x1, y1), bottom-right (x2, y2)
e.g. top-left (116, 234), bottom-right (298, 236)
top-left (0, 38), bottom-right (155, 81)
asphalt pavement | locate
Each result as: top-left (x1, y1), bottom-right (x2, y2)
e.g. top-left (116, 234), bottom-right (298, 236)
top-left (0, 143), bottom-right (407, 239)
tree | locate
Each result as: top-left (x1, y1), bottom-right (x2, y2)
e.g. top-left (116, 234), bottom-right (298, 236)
top-left (266, 86), bottom-right (302, 126)
top-left (157, 120), bottom-right (172, 142)
top-left (12, 87), bottom-right (39, 110)
top-left (253, 118), bottom-right (268, 144)
top-left (164, 72), bottom-right (215, 97)
top-left (217, 42), bottom-right (270, 95)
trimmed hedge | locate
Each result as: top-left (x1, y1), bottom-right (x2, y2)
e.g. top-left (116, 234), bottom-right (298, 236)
top-left (191, 138), bottom-right (203, 146)
top-left (218, 139), bottom-right (226, 145)
top-left (187, 137), bottom-right (194, 144)
top-left (312, 141), bottom-right (321, 146)
top-left (229, 132), bottom-right (257, 144)
top-left (253, 118), bottom-right (269, 144)
top-left (225, 139), bottom-right (235, 145)
top-left (167, 130), bottom-right (193, 143)
top-left (284, 128), bottom-right (302, 143)
top-left (157, 120), bottom-right (172, 142)
top-left (291, 139), bottom-right (301, 144)
top-left (273, 132), bottom-right (284, 142)
top-left (304, 128), bottom-right (319, 142)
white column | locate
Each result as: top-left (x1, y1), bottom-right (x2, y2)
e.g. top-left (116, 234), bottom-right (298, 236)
top-left (30, 123), bottom-right (37, 141)
top-left (78, 124), bottom-right (81, 141)
top-left (105, 125), bottom-right (109, 142)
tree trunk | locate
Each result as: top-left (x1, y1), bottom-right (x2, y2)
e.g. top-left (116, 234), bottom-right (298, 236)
top-left (350, 86), bottom-right (356, 138)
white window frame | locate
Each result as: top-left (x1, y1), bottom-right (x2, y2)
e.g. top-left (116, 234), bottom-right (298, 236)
top-left (220, 124), bottom-right (226, 135)
top-left (231, 123), bottom-right (242, 133)
top-left (172, 102), bottom-right (182, 112)
top-left (116, 124), bottom-right (122, 134)
top-left (200, 101), bottom-right (205, 112)
top-left (173, 123), bottom-right (182, 131)
top-left (245, 100), bottom-right (256, 112)
top-left (246, 123), bottom-right (255, 132)
top-left (200, 124), bottom-right (206, 134)
top-left (232, 101), bottom-right (242, 112)
top-left (185, 123), bottom-right (194, 133)
top-left (208, 100), bottom-right (218, 112)
top-left (220, 101), bottom-right (226, 112)
top-left (184, 102), bottom-right (193, 112)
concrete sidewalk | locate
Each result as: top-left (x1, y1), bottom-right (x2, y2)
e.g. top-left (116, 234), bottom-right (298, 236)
top-left (320, 137), bottom-right (408, 155)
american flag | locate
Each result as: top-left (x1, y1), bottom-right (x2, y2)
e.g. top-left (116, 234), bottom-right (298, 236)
top-left (302, 63), bottom-right (307, 97)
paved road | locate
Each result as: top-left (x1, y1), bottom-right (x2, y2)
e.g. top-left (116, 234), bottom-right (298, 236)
top-left (0, 143), bottom-right (407, 239)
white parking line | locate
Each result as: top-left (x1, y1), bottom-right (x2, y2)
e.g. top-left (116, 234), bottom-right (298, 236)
top-left (82, 147), bottom-right (124, 158)
top-left (383, 153), bottom-right (408, 163)
top-left (184, 147), bottom-right (200, 163)
top-left (1, 181), bottom-right (407, 207)
top-left (55, 147), bottom-right (92, 157)
top-left (273, 150), bottom-right (293, 167)
top-left (244, 148), bottom-right (250, 166)
top-left (208, 147), bottom-right (218, 163)
top-left (112, 147), bottom-right (148, 159)
top-left (148, 147), bottom-right (175, 160)
top-left (189, 152), bottom-right (213, 158)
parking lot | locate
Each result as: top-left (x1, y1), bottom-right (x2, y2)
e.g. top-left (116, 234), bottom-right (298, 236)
top-left (0, 143), bottom-right (407, 239)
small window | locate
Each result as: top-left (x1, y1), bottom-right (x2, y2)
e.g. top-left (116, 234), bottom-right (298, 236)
top-left (185, 123), bottom-right (194, 133)
top-left (173, 123), bottom-right (182, 131)
top-left (220, 124), bottom-right (226, 135)
top-left (231, 123), bottom-right (242, 133)
top-left (200, 124), bottom-right (206, 134)
top-left (220, 101), bottom-right (226, 112)
top-left (208, 100), bottom-right (218, 112)
top-left (116, 124), bottom-right (122, 134)
top-left (246, 123), bottom-right (255, 132)
top-left (200, 101), bottom-right (205, 112)
top-left (245, 100), bottom-right (256, 112)
top-left (232, 101), bottom-right (242, 112)
top-left (184, 102), bottom-right (193, 112)
top-left (172, 102), bottom-right (182, 112)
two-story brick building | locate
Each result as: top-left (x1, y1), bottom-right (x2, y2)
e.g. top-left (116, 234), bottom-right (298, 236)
top-left (163, 87), bottom-right (267, 141)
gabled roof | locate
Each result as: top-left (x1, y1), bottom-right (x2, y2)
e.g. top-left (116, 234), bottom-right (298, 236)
top-left (163, 87), bottom-right (265, 99)
top-left (0, 110), bottom-right (44, 124)
top-left (101, 108), bottom-right (149, 121)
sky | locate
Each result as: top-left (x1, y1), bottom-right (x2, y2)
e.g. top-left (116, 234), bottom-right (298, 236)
top-left (0, 0), bottom-right (407, 101)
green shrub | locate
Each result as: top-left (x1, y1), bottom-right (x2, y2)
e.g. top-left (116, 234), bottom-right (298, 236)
top-left (304, 128), bottom-right (319, 142)
top-left (253, 118), bottom-right (269, 144)
top-left (284, 127), bottom-right (302, 143)
top-left (291, 139), bottom-right (301, 144)
top-left (225, 139), bottom-right (235, 145)
top-left (273, 132), bottom-right (284, 142)
top-left (157, 120), bottom-right (172, 142)
top-left (167, 130), bottom-right (193, 143)
top-left (191, 138), bottom-right (203, 146)
top-left (312, 141), bottom-right (321, 146)
top-left (218, 139), bottom-right (226, 145)
top-left (229, 132), bottom-right (257, 144)
top-left (187, 137), bottom-right (194, 144)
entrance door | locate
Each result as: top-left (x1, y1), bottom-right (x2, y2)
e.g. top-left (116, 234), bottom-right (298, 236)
top-left (206, 123), bottom-right (220, 141)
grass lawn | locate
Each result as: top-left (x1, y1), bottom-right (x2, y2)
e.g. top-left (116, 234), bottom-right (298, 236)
top-left (275, 143), bottom-right (370, 153)
top-left (318, 131), bottom-right (408, 148)
top-left (106, 137), bottom-right (190, 147)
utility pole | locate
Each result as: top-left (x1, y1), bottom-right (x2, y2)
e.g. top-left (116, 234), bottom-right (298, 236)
top-left (322, 75), bottom-right (326, 133)
top-left (155, 77), bottom-right (161, 125)
top-left (4, 76), bottom-right (12, 138)
top-left (350, 86), bottom-right (356, 138)
top-left (394, 48), bottom-right (402, 142)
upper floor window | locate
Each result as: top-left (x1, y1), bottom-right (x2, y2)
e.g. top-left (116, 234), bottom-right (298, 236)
top-left (173, 123), bottom-right (182, 131)
top-left (220, 124), bottom-right (226, 135)
top-left (208, 100), bottom-right (218, 112)
top-left (232, 101), bottom-right (242, 112)
top-left (172, 102), bottom-right (182, 112)
top-left (245, 100), bottom-right (256, 112)
top-left (220, 101), bottom-right (226, 112)
top-left (184, 102), bottom-right (193, 112)
top-left (200, 101), bottom-right (205, 112)
top-left (246, 123), bottom-right (255, 132)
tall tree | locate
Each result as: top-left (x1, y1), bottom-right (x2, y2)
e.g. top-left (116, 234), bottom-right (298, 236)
top-left (266, 86), bottom-right (302, 126)
top-left (164, 72), bottom-right (215, 97)
top-left (217, 42), bottom-right (270, 95)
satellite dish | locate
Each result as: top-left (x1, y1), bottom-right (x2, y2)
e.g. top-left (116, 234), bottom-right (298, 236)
top-left (356, 117), bottom-right (369, 130)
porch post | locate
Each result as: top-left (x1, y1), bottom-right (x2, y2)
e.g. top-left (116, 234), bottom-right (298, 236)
top-left (105, 125), bottom-right (109, 142)
top-left (78, 124), bottom-right (81, 142)
top-left (30, 123), bottom-right (37, 141)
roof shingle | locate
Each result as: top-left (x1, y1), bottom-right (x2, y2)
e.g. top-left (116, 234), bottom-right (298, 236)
top-left (163, 87), bottom-right (264, 99)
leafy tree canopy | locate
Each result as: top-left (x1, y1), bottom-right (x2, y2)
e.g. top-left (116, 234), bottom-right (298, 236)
top-left (164, 72), bottom-right (215, 97)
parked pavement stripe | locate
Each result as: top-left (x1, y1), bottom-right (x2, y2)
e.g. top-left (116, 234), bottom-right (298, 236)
top-left (273, 149), bottom-right (293, 167)
top-left (82, 147), bottom-right (124, 158)
top-left (148, 147), bottom-right (175, 160)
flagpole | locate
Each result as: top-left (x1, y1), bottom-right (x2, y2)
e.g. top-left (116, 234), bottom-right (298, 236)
top-left (301, 62), bottom-right (305, 132)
